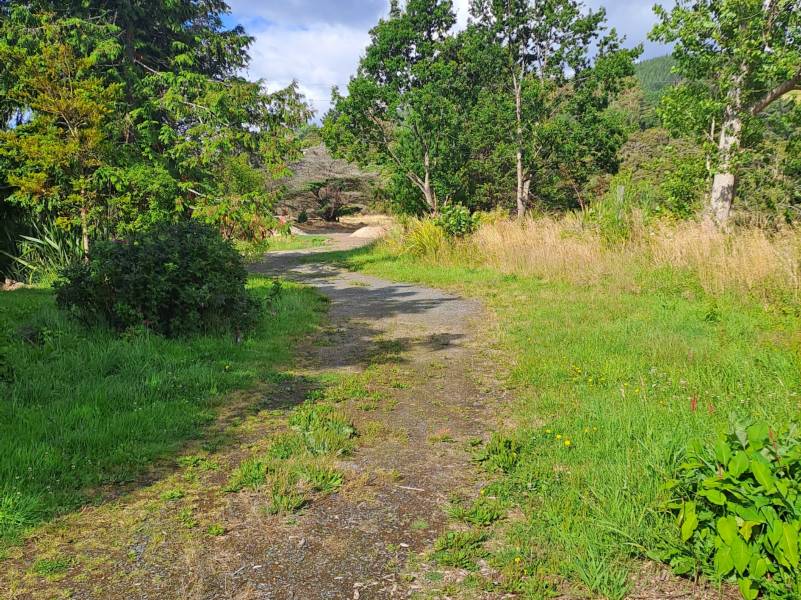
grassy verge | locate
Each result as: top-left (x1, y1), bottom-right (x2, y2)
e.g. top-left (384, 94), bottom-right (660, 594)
top-left (319, 240), bottom-right (800, 596)
top-left (236, 235), bottom-right (326, 262)
top-left (0, 276), bottom-right (326, 547)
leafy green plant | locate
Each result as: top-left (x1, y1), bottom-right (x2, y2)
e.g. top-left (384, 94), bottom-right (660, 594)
top-left (289, 402), bottom-right (356, 456)
top-left (160, 488), bottom-right (185, 501)
top-left (55, 221), bottom-right (260, 338)
top-left (31, 556), bottom-right (71, 577)
top-left (473, 434), bottom-right (521, 474)
top-left (432, 530), bottom-right (488, 570)
top-left (448, 497), bottom-right (505, 526)
top-left (293, 463), bottom-right (344, 494)
top-left (206, 523), bottom-right (225, 536)
top-left (660, 421), bottom-right (801, 598)
top-left (435, 204), bottom-right (479, 237)
top-left (1, 219), bottom-right (83, 284)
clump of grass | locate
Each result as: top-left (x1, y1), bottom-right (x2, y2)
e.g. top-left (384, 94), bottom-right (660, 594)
top-left (226, 400), bottom-right (352, 514)
top-left (447, 497), bottom-right (505, 527)
top-left (206, 523), bottom-right (225, 537)
top-left (160, 488), bottom-right (185, 501)
top-left (178, 508), bottom-right (198, 529)
top-left (432, 530), bottom-right (488, 570)
top-left (294, 463), bottom-right (344, 494)
top-left (31, 556), bottom-right (72, 577)
top-left (289, 402), bottom-right (356, 456)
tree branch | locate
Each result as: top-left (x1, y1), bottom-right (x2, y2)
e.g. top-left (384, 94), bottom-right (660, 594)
top-left (750, 68), bottom-right (801, 116)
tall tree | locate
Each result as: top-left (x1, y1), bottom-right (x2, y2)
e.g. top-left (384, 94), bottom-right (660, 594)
top-left (0, 1), bottom-right (311, 245)
top-left (323, 0), bottom-right (459, 213)
top-left (470, 0), bottom-right (637, 217)
top-left (651, 0), bottom-right (801, 226)
top-left (0, 10), bottom-right (122, 256)
top-left (470, 0), bottom-right (638, 216)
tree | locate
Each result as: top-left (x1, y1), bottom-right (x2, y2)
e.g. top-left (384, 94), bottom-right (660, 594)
top-left (470, 0), bottom-right (639, 216)
top-left (0, 11), bottom-right (122, 257)
top-left (0, 1), bottom-right (311, 250)
top-left (323, 0), bottom-right (460, 213)
top-left (651, 0), bottom-right (801, 226)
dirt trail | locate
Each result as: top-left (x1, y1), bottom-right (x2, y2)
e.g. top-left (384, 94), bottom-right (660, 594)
top-left (236, 234), bottom-right (505, 598)
top-left (3, 232), bottom-right (508, 599)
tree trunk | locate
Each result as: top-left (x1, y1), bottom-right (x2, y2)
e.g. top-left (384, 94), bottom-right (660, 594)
top-left (80, 205), bottom-right (90, 261)
top-left (514, 76), bottom-right (525, 219)
top-left (423, 149), bottom-right (437, 213)
top-left (707, 68), bottom-right (745, 227)
top-left (708, 111), bottom-right (743, 227)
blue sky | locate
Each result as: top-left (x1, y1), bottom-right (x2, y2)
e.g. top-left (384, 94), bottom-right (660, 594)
top-left (226, 1), bottom-right (671, 118)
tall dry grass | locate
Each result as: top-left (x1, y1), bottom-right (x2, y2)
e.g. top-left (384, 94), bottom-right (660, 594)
top-left (397, 215), bottom-right (801, 304)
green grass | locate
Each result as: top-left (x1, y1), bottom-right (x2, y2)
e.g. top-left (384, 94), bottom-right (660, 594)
top-left (236, 235), bottom-right (327, 262)
top-left (320, 244), bottom-right (801, 594)
top-left (0, 276), bottom-right (325, 546)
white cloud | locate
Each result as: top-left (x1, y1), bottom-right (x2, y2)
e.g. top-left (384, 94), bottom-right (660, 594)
top-left (246, 22), bottom-right (371, 119)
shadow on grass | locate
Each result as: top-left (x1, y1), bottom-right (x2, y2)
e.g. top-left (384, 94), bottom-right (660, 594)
top-left (0, 277), bottom-right (325, 547)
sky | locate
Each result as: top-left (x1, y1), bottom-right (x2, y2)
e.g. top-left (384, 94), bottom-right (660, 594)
top-left (226, 1), bottom-right (671, 119)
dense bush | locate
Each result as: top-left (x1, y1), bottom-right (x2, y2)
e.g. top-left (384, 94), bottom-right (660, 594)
top-left (660, 421), bottom-right (801, 599)
top-left (55, 221), bottom-right (260, 337)
top-left (435, 204), bottom-right (479, 237)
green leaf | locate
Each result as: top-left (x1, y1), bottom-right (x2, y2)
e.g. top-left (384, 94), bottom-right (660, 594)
top-left (749, 555), bottom-right (769, 579)
top-left (730, 536), bottom-right (752, 576)
top-left (717, 516), bottom-right (738, 545)
top-left (750, 460), bottom-right (775, 493)
top-left (701, 488), bottom-right (727, 506)
top-left (714, 546), bottom-right (734, 577)
top-left (779, 522), bottom-right (799, 569)
top-left (729, 451), bottom-right (749, 478)
top-left (681, 502), bottom-right (699, 542)
top-left (714, 436), bottom-right (732, 465)
top-left (746, 422), bottom-right (770, 450)
top-left (738, 578), bottom-right (758, 600)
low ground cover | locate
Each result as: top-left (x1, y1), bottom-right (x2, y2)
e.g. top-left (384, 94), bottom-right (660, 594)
top-left (0, 276), bottom-right (325, 546)
top-left (324, 218), bottom-right (801, 597)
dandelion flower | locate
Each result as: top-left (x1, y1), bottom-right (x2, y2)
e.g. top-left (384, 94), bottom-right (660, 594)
top-left (564, 440), bottom-right (572, 447)
top-left (556, 434), bottom-right (562, 440)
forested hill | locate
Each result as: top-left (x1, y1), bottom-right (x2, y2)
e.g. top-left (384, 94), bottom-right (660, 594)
top-left (634, 55), bottom-right (679, 105)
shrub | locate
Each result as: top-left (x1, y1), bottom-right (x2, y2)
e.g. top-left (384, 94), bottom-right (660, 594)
top-left (659, 421), bottom-right (801, 599)
top-left (435, 203), bottom-right (479, 237)
top-left (55, 221), bottom-right (260, 337)
top-left (403, 218), bottom-right (447, 257)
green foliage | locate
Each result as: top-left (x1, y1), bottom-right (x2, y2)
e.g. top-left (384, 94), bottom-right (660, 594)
top-left (0, 2), bottom-right (310, 247)
top-left (448, 497), bottom-right (505, 526)
top-left (660, 422), bottom-right (801, 598)
top-left (31, 556), bottom-right (71, 577)
top-left (634, 55), bottom-right (679, 108)
top-left (474, 433), bottom-right (521, 474)
top-left (571, 550), bottom-right (631, 600)
top-left (1, 219), bottom-right (83, 284)
top-left (402, 218), bottom-right (447, 258)
top-left (435, 204), bottom-right (479, 237)
top-left (55, 221), bottom-right (259, 338)
top-left (432, 530), bottom-right (489, 570)
top-left (289, 402), bottom-right (356, 456)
